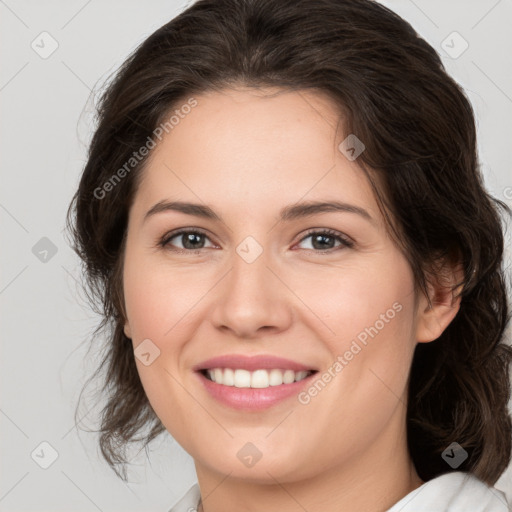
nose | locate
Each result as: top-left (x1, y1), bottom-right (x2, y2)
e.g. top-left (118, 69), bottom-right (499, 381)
top-left (210, 245), bottom-right (293, 339)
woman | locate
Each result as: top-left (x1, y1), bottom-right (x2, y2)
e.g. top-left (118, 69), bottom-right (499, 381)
top-left (66, 0), bottom-right (512, 510)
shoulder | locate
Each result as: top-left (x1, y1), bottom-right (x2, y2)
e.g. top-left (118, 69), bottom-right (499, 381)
top-left (167, 483), bottom-right (201, 512)
top-left (386, 471), bottom-right (511, 512)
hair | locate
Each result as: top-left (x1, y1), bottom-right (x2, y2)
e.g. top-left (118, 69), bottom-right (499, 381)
top-left (66, 0), bottom-right (512, 485)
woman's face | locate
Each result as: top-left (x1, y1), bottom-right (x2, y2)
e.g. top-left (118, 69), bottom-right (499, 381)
top-left (122, 87), bottom-right (432, 483)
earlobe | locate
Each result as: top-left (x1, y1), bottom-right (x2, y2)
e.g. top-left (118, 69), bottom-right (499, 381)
top-left (416, 296), bottom-right (461, 343)
top-left (415, 263), bottom-right (464, 343)
top-left (124, 321), bottom-right (132, 340)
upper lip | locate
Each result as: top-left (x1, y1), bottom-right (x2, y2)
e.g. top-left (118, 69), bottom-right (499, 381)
top-left (194, 354), bottom-right (318, 372)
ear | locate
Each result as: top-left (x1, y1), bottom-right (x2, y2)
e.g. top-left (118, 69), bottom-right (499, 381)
top-left (124, 321), bottom-right (132, 339)
top-left (415, 259), bottom-right (464, 343)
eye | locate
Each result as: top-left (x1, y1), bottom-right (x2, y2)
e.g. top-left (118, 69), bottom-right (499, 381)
top-left (158, 227), bottom-right (354, 254)
top-left (159, 228), bottom-right (216, 252)
top-left (295, 229), bottom-right (354, 252)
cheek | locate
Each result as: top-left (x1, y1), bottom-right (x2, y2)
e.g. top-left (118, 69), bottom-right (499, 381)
top-left (279, 261), bottom-right (417, 468)
top-left (122, 254), bottom-right (201, 437)
top-left (123, 252), bottom-right (203, 342)
top-left (123, 275), bottom-right (162, 342)
top-left (295, 254), bottom-right (418, 420)
top-left (292, 255), bottom-right (415, 348)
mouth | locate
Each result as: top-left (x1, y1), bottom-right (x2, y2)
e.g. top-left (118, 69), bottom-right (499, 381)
top-left (195, 366), bottom-right (319, 410)
top-left (199, 368), bottom-right (317, 388)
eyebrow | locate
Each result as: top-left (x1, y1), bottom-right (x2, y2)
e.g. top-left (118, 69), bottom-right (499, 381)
top-left (144, 200), bottom-right (374, 225)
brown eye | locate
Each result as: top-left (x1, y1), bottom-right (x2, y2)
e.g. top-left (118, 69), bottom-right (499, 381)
top-left (160, 229), bottom-right (215, 251)
top-left (296, 229), bottom-right (354, 252)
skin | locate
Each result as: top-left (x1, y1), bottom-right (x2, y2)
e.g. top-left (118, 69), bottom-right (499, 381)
top-left (122, 87), bottom-right (462, 512)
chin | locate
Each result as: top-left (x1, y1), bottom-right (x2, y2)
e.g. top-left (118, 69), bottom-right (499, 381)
top-left (196, 445), bottom-right (318, 484)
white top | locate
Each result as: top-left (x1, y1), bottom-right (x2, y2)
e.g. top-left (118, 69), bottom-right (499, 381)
top-left (168, 471), bottom-right (511, 512)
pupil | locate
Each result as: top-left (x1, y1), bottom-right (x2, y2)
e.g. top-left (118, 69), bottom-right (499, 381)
top-left (313, 234), bottom-right (333, 250)
top-left (180, 233), bottom-right (334, 250)
top-left (184, 233), bottom-right (203, 249)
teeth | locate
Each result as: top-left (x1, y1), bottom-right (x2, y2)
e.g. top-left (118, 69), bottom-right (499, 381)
top-left (251, 369), bottom-right (269, 388)
top-left (205, 368), bottom-right (313, 388)
top-left (269, 369), bottom-right (283, 386)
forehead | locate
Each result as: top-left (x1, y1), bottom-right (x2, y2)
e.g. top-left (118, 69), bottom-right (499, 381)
top-left (131, 87), bottom-right (381, 226)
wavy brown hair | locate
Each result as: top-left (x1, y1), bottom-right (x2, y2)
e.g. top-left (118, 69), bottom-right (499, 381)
top-left (66, 0), bottom-right (512, 484)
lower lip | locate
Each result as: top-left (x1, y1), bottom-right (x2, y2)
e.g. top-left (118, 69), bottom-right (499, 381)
top-left (196, 371), bottom-right (317, 410)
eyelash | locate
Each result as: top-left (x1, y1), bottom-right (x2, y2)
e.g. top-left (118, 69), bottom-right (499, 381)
top-left (158, 227), bottom-right (354, 254)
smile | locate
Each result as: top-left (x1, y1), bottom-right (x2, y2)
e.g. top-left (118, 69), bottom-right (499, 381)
top-left (194, 354), bottom-right (319, 410)
top-left (201, 368), bottom-right (315, 388)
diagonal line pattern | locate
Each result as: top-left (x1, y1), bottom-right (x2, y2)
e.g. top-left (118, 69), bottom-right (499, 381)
top-left (0, 0), bottom-right (29, 28)
top-left (163, 267), bottom-right (233, 337)
top-left (60, 406), bottom-right (92, 440)
top-left (121, 480), bottom-right (140, 499)
top-left (61, 61), bottom-right (92, 91)
top-left (265, 265), bottom-right (336, 335)
top-left (61, 470), bottom-right (104, 511)
top-left (486, 486), bottom-right (510, 507)
top-left (471, 61), bottom-right (512, 105)
top-left (162, 367), bottom-right (234, 438)
top-left (406, 0), bottom-right (439, 28)
top-left (368, 367), bottom-right (406, 407)
top-left (265, 471), bottom-right (310, 512)
top-left (266, 164), bottom-right (336, 235)
top-left (0, 408), bottom-right (29, 438)
top-left (296, 90), bottom-right (337, 131)
top-left (61, 0), bottom-right (93, 30)
top-left (61, 264), bottom-right (82, 289)
top-left (0, 203), bottom-right (29, 233)
top-left (0, 265), bottom-right (28, 295)
top-left (0, 472), bottom-right (29, 504)
top-left (471, 0), bottom-right (502, 30)
top-left (265, 410), bottom-right (294, 438)
top-left (198, 471), bottom-right (233, 509)
top-left (162, 162), bottom-right (233, 234)
top-left (0, 62), bottom-right (29, 92)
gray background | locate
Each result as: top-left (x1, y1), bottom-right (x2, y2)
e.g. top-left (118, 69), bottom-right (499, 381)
top-left (1, 0), bottom-right (511, 510)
